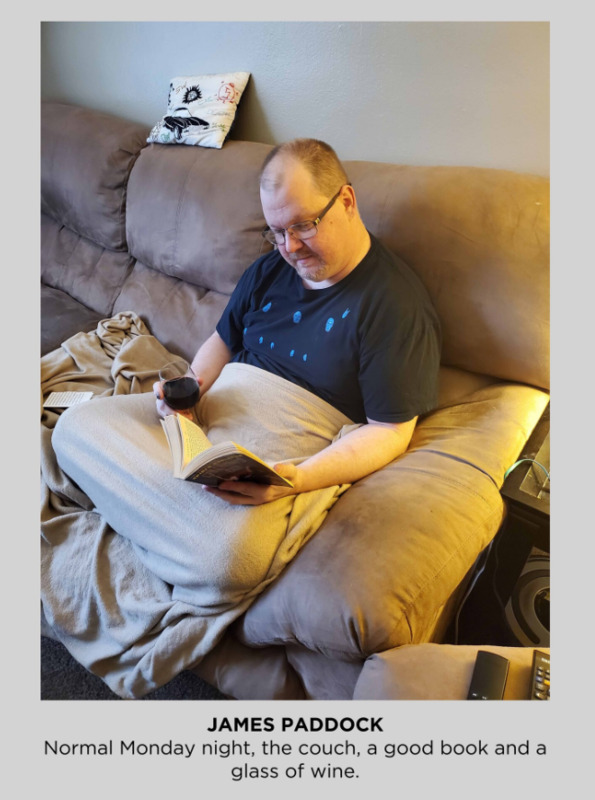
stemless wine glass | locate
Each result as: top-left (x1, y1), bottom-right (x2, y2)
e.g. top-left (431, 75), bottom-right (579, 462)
top-left (158, 358), bottom-right (200, 413)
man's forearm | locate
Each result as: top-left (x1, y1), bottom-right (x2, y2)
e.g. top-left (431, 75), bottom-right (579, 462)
top-left (291, 417), bottom-right (417, 493)
top-left (190, 331), bottom-right (232, 393)
top-left (204, 416), bottom-right (418, 506)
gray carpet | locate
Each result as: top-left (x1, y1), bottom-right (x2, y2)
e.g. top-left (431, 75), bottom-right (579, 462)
top-left (41, 636), bottom-right (227, 700)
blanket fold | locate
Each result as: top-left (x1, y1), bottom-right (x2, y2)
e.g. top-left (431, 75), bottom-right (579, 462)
top-left (41, 312), bottom-right (354, 698)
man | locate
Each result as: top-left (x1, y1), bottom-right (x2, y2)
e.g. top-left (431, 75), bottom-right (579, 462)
top-left (46, 140), bottom-right (442, 694)
top-left (155, 138), bottom-right (441, 505)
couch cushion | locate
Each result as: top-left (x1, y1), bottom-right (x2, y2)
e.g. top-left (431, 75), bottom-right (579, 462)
top-left (41, 213), bottom-right (135, 316)
top-left (112, 261), bottom-right (230, 362)
top-left (346, 162), bottom-right (550, 390)
top-left (190, 634), bottom-right (306, 700)
top-left (41, 102), bottom-right (148, 251)
top-left (285, 644), bottom-right (363, 700)
top-left (237, 382), bottom-right (549, 660)
top-left (125, 140), bottom-right (274, 295)
top-left (40, 285), bottom-right (106, 356)
top-left (353, 643), bottom-right (546, 700)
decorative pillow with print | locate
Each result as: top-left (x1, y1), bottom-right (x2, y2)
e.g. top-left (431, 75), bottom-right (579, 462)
top-left (148, 72), bottom-right (251, 149)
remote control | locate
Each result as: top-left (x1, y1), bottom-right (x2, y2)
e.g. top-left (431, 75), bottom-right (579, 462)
top-left (530, 649), bottom-right (550, 700)
top-left (467, 650), bottom-right (510, 700)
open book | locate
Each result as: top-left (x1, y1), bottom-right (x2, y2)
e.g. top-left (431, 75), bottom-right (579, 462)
top-left (161, 413), bottom-right (294, 488)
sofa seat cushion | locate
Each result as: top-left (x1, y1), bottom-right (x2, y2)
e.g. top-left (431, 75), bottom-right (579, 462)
top-left (236, 382), bottom-right (549, 660)
top-left (41, 214), bottom-right (136, 317)
top-left (112, 261), bottom-right (231, 362)
top-left (190, 635), bottom-right (307, 700)
top-left (41, 285), bottom-right (106, 356)
top-left (285, 644), bottom-right (363, 700)
top-left (352, 643), bottom-right (547, 700)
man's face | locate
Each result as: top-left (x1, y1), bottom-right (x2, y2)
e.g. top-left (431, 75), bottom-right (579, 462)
top-left (260, 158), bottom-right (357, 288)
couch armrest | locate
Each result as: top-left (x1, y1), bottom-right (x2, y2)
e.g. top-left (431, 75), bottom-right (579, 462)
top-left (237, 382), bottom-right (549, 659)
top-left (353, 643), bottom-right (545, 700)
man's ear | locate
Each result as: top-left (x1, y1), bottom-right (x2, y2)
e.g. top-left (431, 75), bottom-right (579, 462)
top-left (342, 183), bottom-right (358, 217)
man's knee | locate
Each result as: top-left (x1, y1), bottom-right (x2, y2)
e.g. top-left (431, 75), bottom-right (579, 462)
top-left (53, 402), bottom-right (88, 457)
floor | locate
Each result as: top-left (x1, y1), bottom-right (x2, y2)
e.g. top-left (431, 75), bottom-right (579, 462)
top-left (40, 636), bottom-right (227, 700)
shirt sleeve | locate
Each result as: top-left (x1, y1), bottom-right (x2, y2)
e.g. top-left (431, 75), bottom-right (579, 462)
top-left (216, 258), bottom-right (264, 355)
top-left (358, 300), bottom-right (442, 423)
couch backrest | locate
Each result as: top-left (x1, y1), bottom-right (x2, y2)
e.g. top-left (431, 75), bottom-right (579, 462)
top-left (41, 102), bottom-right (149, 316)
top-left (122, 143), bottom-right (549, 390)
top-left (115, 140), bottom-right (275, 360)
top-left (347, 161), bottom-right (549, 390)
top-left (41, 102), bottom-right (148, 251)
top-left (41, 102), bottom-right (549, 391)
top-left (125, 140), bottom-right (274, 296)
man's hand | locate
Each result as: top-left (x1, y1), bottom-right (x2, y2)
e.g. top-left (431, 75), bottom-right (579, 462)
top-left (153, 331), bottom-right (231, 419)
top-left (203, 463), bottom-right (300, 505)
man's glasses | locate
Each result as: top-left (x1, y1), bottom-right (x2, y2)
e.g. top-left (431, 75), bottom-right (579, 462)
top-left (261, 184), bottom-right (350, 246)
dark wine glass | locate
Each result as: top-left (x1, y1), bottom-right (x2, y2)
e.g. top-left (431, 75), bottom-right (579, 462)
top-left (159, 359), bottom-right (200, 412)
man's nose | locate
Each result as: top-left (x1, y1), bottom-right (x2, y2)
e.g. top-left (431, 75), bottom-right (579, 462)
top-left (283, 230), bottom-right (304, 252)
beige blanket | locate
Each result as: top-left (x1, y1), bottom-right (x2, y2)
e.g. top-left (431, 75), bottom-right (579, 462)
top-left (41, 312), bottom-right (355, 698)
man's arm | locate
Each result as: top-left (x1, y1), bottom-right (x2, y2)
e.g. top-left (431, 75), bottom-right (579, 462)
top-left (285, 416), bottom-right (417, 491)
top-left (204, 416), bottom-right (417, 505)
top-left (154, 331), bottom-right (232, 418)
top-left (189, 330), bottom-right (233, 394)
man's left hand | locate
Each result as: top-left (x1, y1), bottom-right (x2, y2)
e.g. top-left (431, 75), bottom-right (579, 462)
top-left (202, 463), bottom-right (300, 505)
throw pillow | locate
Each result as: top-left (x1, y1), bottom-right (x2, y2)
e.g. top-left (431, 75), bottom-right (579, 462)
top-left (147, 72), bottom-right (251, 149)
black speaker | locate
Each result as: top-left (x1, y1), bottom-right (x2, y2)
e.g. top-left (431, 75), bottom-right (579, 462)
top-left (504, 554), bottom-right (550, 646)
top-left (448, 404), bottom-right (550, 646)
top-left (447, 530), bottom-right (549, 647)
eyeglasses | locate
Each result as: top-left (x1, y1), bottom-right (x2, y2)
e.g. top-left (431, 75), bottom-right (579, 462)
top-left (261, 184), bottom-right (350, 246)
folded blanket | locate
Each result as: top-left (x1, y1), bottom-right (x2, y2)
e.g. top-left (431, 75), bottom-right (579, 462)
top-left (40, 312), bottom-right (355, 698)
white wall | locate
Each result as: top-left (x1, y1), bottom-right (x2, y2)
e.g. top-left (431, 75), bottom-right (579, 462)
top-left (40, 21), bottom-right (549, 175)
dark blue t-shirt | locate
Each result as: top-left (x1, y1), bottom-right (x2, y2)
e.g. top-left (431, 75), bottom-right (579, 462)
top-left (216, 234), bottom-right (441, 423)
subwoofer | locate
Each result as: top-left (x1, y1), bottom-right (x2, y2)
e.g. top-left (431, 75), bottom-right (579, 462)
top-left (504, 554), bottom-right (550, 646)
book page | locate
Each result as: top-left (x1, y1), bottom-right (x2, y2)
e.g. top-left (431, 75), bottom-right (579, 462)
top-left (43, 391), bottom-right (93, 407)
top-left (177, 414), bottom-right (212, 466)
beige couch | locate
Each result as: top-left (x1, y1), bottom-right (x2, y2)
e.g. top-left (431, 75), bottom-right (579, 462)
top-left (353, 644), bottom-right (549, 700)
top-left (41, 101), bottom-right (549, 700)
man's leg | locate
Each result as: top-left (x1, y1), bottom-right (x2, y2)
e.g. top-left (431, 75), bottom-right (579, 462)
top-left (52, 392), bottom-right (293, 608)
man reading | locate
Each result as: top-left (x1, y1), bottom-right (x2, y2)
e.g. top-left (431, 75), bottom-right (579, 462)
top-left (154, 138), bottom-right (441, 504)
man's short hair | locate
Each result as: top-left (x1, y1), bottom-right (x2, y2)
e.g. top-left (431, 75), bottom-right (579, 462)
top-left (260, 138), bottom-right (349, 197)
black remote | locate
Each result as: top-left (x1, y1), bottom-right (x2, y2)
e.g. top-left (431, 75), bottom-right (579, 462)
top-left (467, 650), bottom-right (510, 700)
top-left (530, 649), bottom-right (550, 700)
